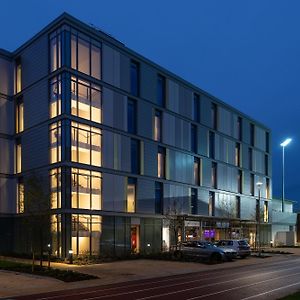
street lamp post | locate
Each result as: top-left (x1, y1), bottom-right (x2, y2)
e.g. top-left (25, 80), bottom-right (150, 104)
top-left (280, 138), bottom-right (292, 212)
top-left (256, 181), bottom-right (263, 257)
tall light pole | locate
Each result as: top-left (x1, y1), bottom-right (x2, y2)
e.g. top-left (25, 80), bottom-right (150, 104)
top-left (280, 138), bottom-right (292, 212)
top-left (256, 181), bottom-right (263, 257)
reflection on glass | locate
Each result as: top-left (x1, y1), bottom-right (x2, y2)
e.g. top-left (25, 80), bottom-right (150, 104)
top-left (50, 168), bottom-right (61, 209)
top-left (264, 201), bottom-right (269, 223)
top-left (154, 110), bottom-right (162, 141)
top-left (71, 168), bottom-right (101, 210)
top-left (16, 101), bottom-right (24, 133)
top-left (157, 147), bottom-right (166, 178)
top-left (71, 122), bottom-right (101, 166)
top-left (50, 121), bottom-right (61, 164)
top-left (50, 76), bottom-right (62, 118)
top-left (127, 179), bottom-right (136, 213)
top-left (16, 142), bottom-right (22, 173)
top-left (16, 63), bottom-right (22, 93)
top-left (50, 33), bottom-right (61, 72)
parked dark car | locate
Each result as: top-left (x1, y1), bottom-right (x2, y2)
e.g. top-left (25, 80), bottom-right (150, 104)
top-left (173, 240), bottom-right (236, 263)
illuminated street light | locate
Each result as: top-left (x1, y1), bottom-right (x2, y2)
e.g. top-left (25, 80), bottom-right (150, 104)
top-left (280, 138), bottom-right (292, 212)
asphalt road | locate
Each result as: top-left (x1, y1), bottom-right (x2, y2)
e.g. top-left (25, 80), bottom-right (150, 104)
top-left (11, 256), bottom-right (300, 300)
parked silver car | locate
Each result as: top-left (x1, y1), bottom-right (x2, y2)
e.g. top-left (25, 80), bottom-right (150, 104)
top-left (174, 241), bottom-right (235, 263)
top-left (216, 239), bottom-right (251, 258)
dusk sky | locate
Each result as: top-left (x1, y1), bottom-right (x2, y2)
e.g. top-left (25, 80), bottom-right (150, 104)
top-left (1, 0), bottom-right (299, 210)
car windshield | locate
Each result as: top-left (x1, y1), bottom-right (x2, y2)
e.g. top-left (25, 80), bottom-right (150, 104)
top-left (238, 240), bottom-right (248, 245)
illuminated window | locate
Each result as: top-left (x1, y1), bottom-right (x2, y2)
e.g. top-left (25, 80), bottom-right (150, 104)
top-left (208, 191), bottom-right (215, 216)
top-left (154, 110), bottom-right (162, 142)
top-left (127, 98), bottom-right (137, 134)
top-left (50, 121), bottom-right (61, 164)
top-left (194, 157), bottom-right (200, 186)
top-left (235, 143), bottom-right (241, 167)
top-left (157, 74), bottom-right (166, 107)
top-left (50, 31), bottom-right (61, 72)
top-left (51, 214), bottom-right (62, 257)
top-left (72, 214), bottom-right (102, 255)
top-left (16, 59), bottom-right (22, 93)
top-left (71, 168), bottom-right (101, 210)
top-left (211, 162), bottom-right (217, 189)
top-left (16, 98), bottom-right (24, 133)
top-left (71, 122), bottom-right (101, 166)
top-left (71, 34), bottom-right (101, 79)
top-left (158, 146), bottom-right (166, 178)
top-left (130, 60), bottom-right (139, 96)
top-left (50, 76), bottom-right (62, 118)
top-left (264, 201), bottom-right (269, 223)
top-left (17, 180), bottom-right (24, 213)
top-left (71, 76), bottom-right (101, 123)
top-left (127, 178), bottom-right (136, 213)
top-left (50, 168), bottom-right (61, 209)
top-left (16, 140), bottom-right (22, 173)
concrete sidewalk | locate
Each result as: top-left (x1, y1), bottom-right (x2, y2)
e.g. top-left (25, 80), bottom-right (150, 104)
top-left (0, 248), bottom-right (299, 299)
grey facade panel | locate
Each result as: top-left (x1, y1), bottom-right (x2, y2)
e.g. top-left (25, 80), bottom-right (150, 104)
top-left (0, 177), bottom-right (16, 213)
top-left (0, 97), bottom-right (14, 135)
top-left (162, 112), bottom-right (175, 147)
top-left (140, 63), bottom-right (156, 104)
top-left (0, 138), bottom-right (14, 174)
top-left (137, 100), bottom-right (153, 139)
top-left (120, 54), bottom-right (130, 93)
top-left (198, 126), bottom-right (208, 157)
top-left (200, 95), bottom-right (212, 128)
top-left (102, 87), bottom-right (114, 127)
top-left (120, 135), bottom-right (131, 173)
top-left (0, 57), bottom-right (13, 96)
top-left (167, 80), bottom-right (179, 113)
top-left (113, 92), bottom-right (126, 131)
top-left (202, 158), bottom-right (212, 188)
top-left (102, 130), bottom-right (114, 169)
top-left (143, 141), bottom-right (157, 177)
top-left (102, 44), bottom-right (120, 88)
top-left (136, 178), bottom-right (155, 214)
top-left (179, 86), bottom-right (193, 120)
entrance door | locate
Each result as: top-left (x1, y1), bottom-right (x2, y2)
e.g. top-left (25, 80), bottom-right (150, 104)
top-left (131, 225), bottom-right (140, 253)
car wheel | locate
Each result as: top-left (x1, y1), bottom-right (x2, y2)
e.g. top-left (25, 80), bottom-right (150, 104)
top-left (210, 253), bottom-right (222, 264)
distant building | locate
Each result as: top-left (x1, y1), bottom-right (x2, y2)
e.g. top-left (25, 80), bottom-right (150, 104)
top-left (271, 198), bottom-right (297, 246)
top-left (0, 13), bottom-right (272, 257)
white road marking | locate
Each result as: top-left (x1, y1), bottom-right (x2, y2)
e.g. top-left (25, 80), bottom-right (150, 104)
top-left (240, 281), bottom-right (300, 300)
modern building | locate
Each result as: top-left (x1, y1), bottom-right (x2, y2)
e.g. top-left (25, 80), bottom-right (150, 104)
top-left (0, 13), bottom-right (272, 258)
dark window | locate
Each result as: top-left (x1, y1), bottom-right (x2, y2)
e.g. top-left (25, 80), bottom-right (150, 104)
top-left (237, 117), bottom-right (242, 141)
top-left (155, 182), bottom-right (163, 214)
top-left (211, 103), bottom-right (217, 129)
top-left (250, 173), bottom-right (255, 196)
top-left (256, 199), bottom-right (260, 222)
top-left (266, 178), bottom-right (270, 199)
top-left (191, 188), bottom-right (198, 215)
top-left (266, 132), bottom-right (270, 153)
top-left (248, 147), bottom-right (253, 171)
top-left (250, 123), bottom-right (255, 146)
top-left (154, 110), bottom-right (162, 141)
top-left (158, 146), bottom-right (166, 178)
top-left (265, 154), bottom-right (268, 176)
top-left (209, 191), bottom-right (215, 216)
top-left (157, 74), bottom-right (166, 107)
top-left (131, 139), bottom-right (140, 174)
top-left (209, 131), bottom-right (215, 159)
top-left (191, 124), bottom-right (197, 153)
top-left (194, 157), bottom-right (200, 186)
top-left (235, 143), bottom-right (241, 167)
top-left (212, 162), bottom-right (217, 189)
top-left (130, 60), bottom-right (139, 96)
top-left (127, 99), bottom-right (137, 134)
top-left (236, 196), bottom-right (241, 218)
top-left (193, 94), bottom-right (200, 122)
top-left (237, 170), bottom-right (243, 194)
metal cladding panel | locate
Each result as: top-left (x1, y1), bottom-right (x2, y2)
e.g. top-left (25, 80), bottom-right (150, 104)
top-left (217, 164), bottom-right (226, 191)
top-left (140, 63), bottom-right (156, 104)
top-left (102, 173), bottom-right (125, 212)
top-left (242, 119), bottom-right (251, 145)
top-left (113, 92), bottom-right (126, 131)
top-left (102, 87), bottom-right (114, 127)
top-left (199, 126), bottom-right (208, 156)
top-left (255, 126), bottom-right (266, 152)
top-left (120, 54), bottom-right (130, 93)
top-left (120, 135), bottom-right (131, 172)
top-left (102, 130), bottom-right (114, 169)
top-left (0, 177), bottom-right (16, 213)
top-left (0, 96), bottom-right (14, 135)
top-left (181, 119), bottom-right (190, 152)
top-left (21, 34), bottom-right (48, 89)
top-left (254, 149), bottom-right (264, 174)
top-left (242, 144), bottom-right (249, 170)
top-left (232, 114), bottom-right (238, 140)
top-left (170, 151), bottom-right (193, 184)
top-left (102, 44), bottom-right (120, 88)
top-left (243, 171), bottom-right (251, 195)
top-left (167, 80), bottom-right (179, 113)
top-left (0, 138), bottom-right (14, 174)
top-left (215, 134), bottom-right (221, 161)
top-left (198, 188), bottom-right (209, 215)
top-left (143, 141), bottom-right (157, 177)
top-left (162, 112), bottom-right (175, 147)
top-left (240, 196), bottom-right (256, 220)
top-left (226, 138), bottom-right (235, 165)
top-left (202, 158), bottom-right (212, 188)
top-left (175, 118), bottom-right (183, 149)
top-left (138, 101), bottom-right (153, 139)
top-left (113, 133), bottom-right (122, 170)
top-left (22, 124), bottom-right (49, 171)
top-left (164, 184), bottom-right (189, 215)
top-left (136, 178), bottom-right (155, 214)
top-left (219, 107), bottom-right (233, 137)
top-left (24, 79), bottom-right (48, 128)
top-left (0, 57), bottom-right (13, 96)
top-left (179, 86), bottom-right (193, 120)
top-left (200, 95), bottom-right (211, 128)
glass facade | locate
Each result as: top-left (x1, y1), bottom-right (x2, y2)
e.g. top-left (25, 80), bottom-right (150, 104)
top-left (16, 140), bottom-right (21, 173)
top-left (154, 110), bottom-right (162, 142)
top-left (50, 75), bottom-right (62, 118)
top-left (131, 139), bottom-right (140, 174)
top-left (193, 94), bottom-right (200, 122)
top-left (127, 178), bottom-right (136, 213)
top-left (71, 76), bottom-right (101, 123)
top-left (50, 168), bottom-right (61, 209)
top-left (16, 60), bottom-right (22, 93)
top-left (71, 168), bottom-right (101, 210)
top-left (130, 60), bottom-right (139, 96)
top-left (194, 157), bottom-right (200, 186)
top-left (50, 30), bottom-right (62, 72)
top-left (191, 124), bottom-right (197, 153)
top-left (50, 121), bottom-right (61, 164)
top-left (71, 33), bottom-right (101, 79)
top-left (127, 98), bottom-right (137, 134)
top-left (17, 181), bottom-right (24, 213)
top-left (16, 98), bottom-right (24, 133)
top-left (158, 146), bottom-right (166, 179)
top-left (157, 74), bottom-right (166, 107)
top-left (155, 182), bottom-right (163, 214)
top-left (71, 122), bottom-right (101, 166)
